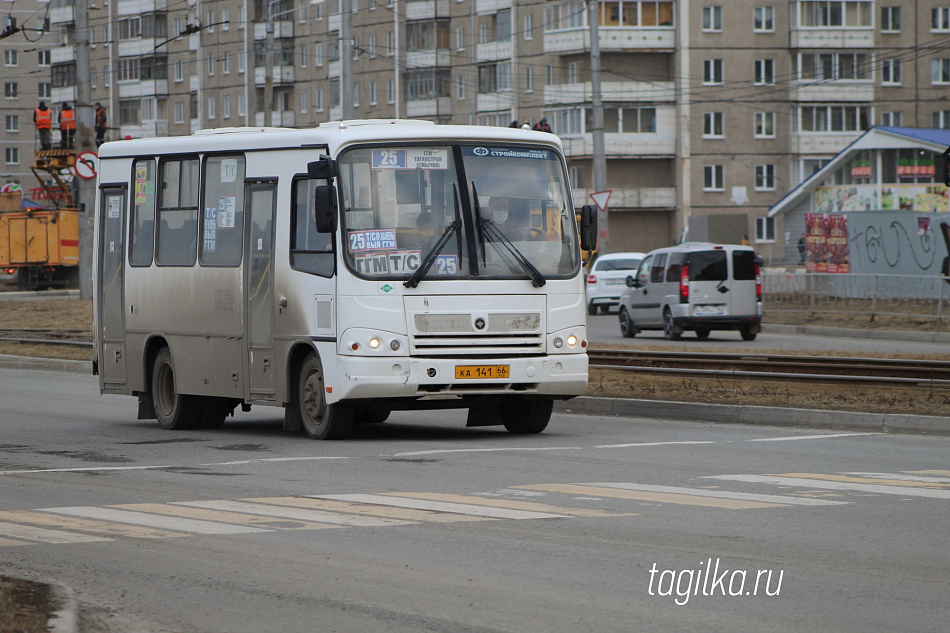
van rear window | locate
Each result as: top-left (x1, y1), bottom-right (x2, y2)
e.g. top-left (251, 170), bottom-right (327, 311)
top-left (689, 251), bottom-right (727, 281)
top-left (732, 250), bottom-right (757, 280)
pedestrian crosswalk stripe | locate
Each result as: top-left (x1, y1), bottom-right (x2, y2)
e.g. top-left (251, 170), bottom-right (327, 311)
top-left (906, 470), bottom-right (950, 477)
top-left (844, 472), bottom-right (950, 484)
top-left (515, 484), bottom-right (785, 509)
top-left (704, 475), bottom-right (950, 499)
top-left (172, 500), bottom-right (415, 527)
top-left (389, 492), bottom-right (630, 517)
top-left (774, 473), bottom-right (950, 489)
top-left (314, 494), bottom-right (571, 519)
top-left (113, 503), bottom-right (344, 531)
top-left (577, 483), bottom-right (847, 506)
top-left (37, 507), bottom-right (270, 534)
top-left (244, 497), bottom-right (494, 524)
top-left (0, 510), bottom-right (187, 540)
top-left (0, 520), bottom-right (112, 544)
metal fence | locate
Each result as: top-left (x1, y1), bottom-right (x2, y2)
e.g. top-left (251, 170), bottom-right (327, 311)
top-left (763, 272), bottom-right (950, 322)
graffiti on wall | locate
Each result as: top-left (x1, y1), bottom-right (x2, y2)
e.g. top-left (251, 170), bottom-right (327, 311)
top-left (845, 213), bottom-right (950, 275)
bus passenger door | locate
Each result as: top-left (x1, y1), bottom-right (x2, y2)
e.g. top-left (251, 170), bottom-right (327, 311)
top-left (245, 182), bottom-right (277, 401)
top-left (97, 187), bottom-right (127, 389)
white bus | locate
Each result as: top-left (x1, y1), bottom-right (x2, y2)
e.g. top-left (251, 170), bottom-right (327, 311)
top-left (93, 120), bottom-right (597, 439)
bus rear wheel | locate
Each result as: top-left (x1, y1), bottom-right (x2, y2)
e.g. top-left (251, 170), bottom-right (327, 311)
top-left (298, 355), bottom-right (353, 440)
top-left (500, 398), bottom-right (553, 434)
top-left (152, 348), bottom-right (200, 430)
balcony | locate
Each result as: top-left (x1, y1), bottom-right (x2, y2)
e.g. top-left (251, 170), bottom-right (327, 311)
top-left (476, 40), bottom-right (512, 63)
top-left (791, 132), bottom-right (862, 156)
top-left (116, 0), bottom-right (170, 16)
top-left (544, 26), bottom-right (675, 55)
top-left (50, 5), bottom-right (74, 25)
top-left (406, 97), bottom-right (451, 118)
top-left (790, 82), bottom-right (874, 102)
top-left (404, 0), bottom-right (451, 21)
top-left (477, 93), bottom-right (516, 113)
top-left (118, 80), bottom-right (169, 99)
top-left (255, 110), bottom-right (296, 127)
top-left (560, 132), bottom-right (676, 159)
top-left (254, 21), bottom-right (294, 40)
top-left (50, 46), bottom-right (74, 66)
top-left (791, 29), bottom-right (874, 49)
top-left (543, 81), bottom-right (675, 105)
top-left (51, 86), bottom-right (76, 104)
top-left (118, 39), bottom-right (165, 58)
top-left (475, 0), bottom-right (512, 14)
top-left (571, 186), bottom-right (676, 211)
top-left (406, 50), bottom-right (453, 68)
top-left (254, 66), bottom-right (295, 86)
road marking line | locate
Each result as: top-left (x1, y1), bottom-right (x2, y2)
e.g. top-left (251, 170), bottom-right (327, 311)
top-left (390, 492), bottom-right (628, 517)
top-left (0, 510), bottom-right (187, 540)
top-left (905, 470), bottom-right (950, 477)
top-left (114, 503), bottom-right (344, 530)
top-left (0, 457), bottom-right (349, 476)
top-left (37, 507), bottom-right (270, 534)
top-left (198, 457), bottom-right (349, 466)
top-left (581, 483), bottom-right (847, 506)
top-left (391, 447), bottom-right (582, 457)
top-left (173, 500), bottom-right (415, 527)
top-left (768, 473), bottom-right (950, 489)
top-left (704, 475), bottom-right (950, 499)
top-left (594, 441), bottom-right (716, 449)
top-left (315, 494), bottom-right (571, 519)
top-left (845, 472), bottom-right (950, 484)
top-left (514, 484), bottom-right (784, 509)
top-left (748, 433), bottom-right (884, 442)
top-left (244, 497), bottom-right (494, 523)
top-left (0, 520), bottom-right (112, 544)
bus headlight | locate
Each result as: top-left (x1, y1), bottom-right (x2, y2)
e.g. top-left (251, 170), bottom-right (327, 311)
top-left (567, 335), bottom-right (577, 347)
top-left (340, 329), bottom-right (408, 356)
top-left (390, 339), bottom-right (400, 351)
top-left (548, 327), bottom-right (586, 354)
top-left (369, 337), bottom-right (381, 349)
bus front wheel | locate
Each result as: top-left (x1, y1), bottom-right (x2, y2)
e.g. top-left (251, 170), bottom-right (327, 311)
top-left (298, 355), bottom-right (354, 440)
top-left (152, 348), bottom-right (200, 430)
top-left (500, 398), bottom-right (553, 434)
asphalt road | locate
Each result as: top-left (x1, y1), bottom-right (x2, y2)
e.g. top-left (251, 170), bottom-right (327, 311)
top-left (586, 311), bottom-right (949, 355)
top-left (1, 367), bottom-right (948, 632)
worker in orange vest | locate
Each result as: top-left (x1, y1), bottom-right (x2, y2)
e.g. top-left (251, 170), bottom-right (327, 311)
top-left (59, 103), bottom-right (76, 150)
top-left (33, 101), bottom-right (52, 150)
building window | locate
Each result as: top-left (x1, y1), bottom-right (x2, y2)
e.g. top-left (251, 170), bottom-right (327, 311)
top-left (754, 6), bottom-right (774, 32)
top-left (800, 1), bottom-right (872, 28)
top-left (4, 82), bottom-right (17, 98)
top-left (456, 26), bottom-right (465, 51)
top-left (799, 52), bottom-right (871, 81)
top-left (300, 45), bottom-right (307, 67)
top-left (881, 6), bottom-right (900, 32)
top-left (703, 59), bottom-right (723, 84)
top-left (525, 66), bottom-right (533, 92)
top-left (300, 90), bottom-right (307, 113)
top-left (799, 105), bottom-right (871, 132)
top-left (524, 13), bottom-right (533, 40)
top-left (932, 110), bottom-right (950, 129)
top-left (567, 61), bottom-right (578, 84)
top-left (38, 50), bottom-right (51, 66)
top-left (703, 112), bottom-right (724, 137)
top-left (174, 60), bottom-right (184, 82)
top-left (881, 59), bottom-right (901, 85)
top-left (208, 54), bottom-right (214, 76)
top-left (207, 10), bottom-right (214, 32)
top-left (933, 7), bottom-right (950, 31)
top-left (3, 50), bottom-right (17, 67)
top-left (175, 101), bottom-right (186, 125)
top-left (370, 81), bottom-right (377, 105)
top-left (496, 9), bottom-right (512, 41)
top-left (546, 64), bottom-right (554, 85)
top-left (387, 31), bottom-right (394, 55)
top-left (881, 111), bottom-right (902, 126)
top-left (704, 165), bottom-right (724, 191)
top-left (39, 82), bottom-right (51, 98)
top-left (224, 95), bottom-right (231, 118)
top-left (223, 52), bottom-right (230, 74)
top-left (369, 33), bottom-right (377, 57)
top-left (5, 114), bottom-right (19, 132)
top-left (5, 147), bottom-right (19, 165)
top-left (932, 59), bottom-right (950, 84)
top-left (316, 88), bottom-right (324, 112)
top-left (315, 43), bottom-right (324, 66)
top-left (206, 97), bottom-right (215, 120)
top-left (755, 164), bottom-right (775, 190)
top-left (119, 99), bottom-right (142, 125)
top-left (387, 79), bottom-right (395, 103)
top-left (457, 75), bottom-right (465, 99)
top-left (239, 51), bottom-right (246, 73)
top-left (755, 217), bottom-right (776, 243)
top-left (754, 112), bottom-right (775, 138)
top-left (478, 64), bottom-right (497, 92)
top-left (353, 83), bottom-right (359, 107)
top-left (223, 8), bottom-right (230, 29)
top-left (702, 6), bottom-right (722, 31)
top-left (754, 59), bottom-right (774, 85)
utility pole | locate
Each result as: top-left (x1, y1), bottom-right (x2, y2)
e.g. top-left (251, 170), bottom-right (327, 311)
top-left (588, 0), bottom-right (607, 254)
top-left (76, 0), bottom-right (95, 299)
top-left (341, 0), bottom-right (353, 119)
top-left (264, 0), bottom-right (277, 126)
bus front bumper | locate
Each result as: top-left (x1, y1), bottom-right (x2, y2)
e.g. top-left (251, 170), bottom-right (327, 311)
top-left (330, 353), bottom-right (589, 403)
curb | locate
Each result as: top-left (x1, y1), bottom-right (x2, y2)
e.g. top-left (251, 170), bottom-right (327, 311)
top-left (555, 396), bottom-right (950, 436)
top-left (764, 322), bottom-right (950, 343)
top-left (0, 290), bottom-right (80, 302)
top-left (0, 354), bottom-right (92, 373)
top-left (48, 580), bottom-right (79, 633)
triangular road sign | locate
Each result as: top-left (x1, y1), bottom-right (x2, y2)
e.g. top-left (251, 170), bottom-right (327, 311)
top-left (590, 190), bottom-right (612, 212)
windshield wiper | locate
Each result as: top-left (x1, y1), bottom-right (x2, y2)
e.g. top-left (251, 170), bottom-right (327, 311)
top-left (403, 185), bottom-right (463, 288)
top-left (471, 182), bottom-right (546, 288)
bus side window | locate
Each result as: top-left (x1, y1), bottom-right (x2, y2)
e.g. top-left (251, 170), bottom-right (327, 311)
top-left (130, 158), bottom-right (156, 267)
top-left (156, 158), bottom-right (199, 266)
top-left (291, 178), bottom-right (335, 277)
top-left (200, 155), bottom-right (246, 267)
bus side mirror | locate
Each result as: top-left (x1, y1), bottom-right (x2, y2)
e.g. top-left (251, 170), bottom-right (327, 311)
top-left (580, 204), bottom-right (598, 252)
top-left (314, 184), bottom-right (338, 233)
top-left (308, 155), bottom-right (338, 180)
top-left (944, 147), bottom-right (950, 187)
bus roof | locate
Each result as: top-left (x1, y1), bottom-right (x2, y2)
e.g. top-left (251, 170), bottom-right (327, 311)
top-left (98, 120), bottom-right (563, 159)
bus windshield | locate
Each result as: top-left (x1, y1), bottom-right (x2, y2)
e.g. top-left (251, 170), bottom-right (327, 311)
top-left (338, 143), bottom-right (579, 282)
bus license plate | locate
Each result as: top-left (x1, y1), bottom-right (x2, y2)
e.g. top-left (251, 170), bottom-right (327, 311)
top-left (455, 365), bottom-right (510, 379)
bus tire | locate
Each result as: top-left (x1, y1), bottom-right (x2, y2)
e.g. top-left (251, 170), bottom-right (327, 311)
top-left (298, 354), bottom-right (353, 440)
top-left (151, 348), bottom-right (200, 430)
top-left (198, 397), bottom-right (236, 429)
top-left (354, 409), bottom-right (391, 424)
top-left (500, 398), bottom-right (553, 434)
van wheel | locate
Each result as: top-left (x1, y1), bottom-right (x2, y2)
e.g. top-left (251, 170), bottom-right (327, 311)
top-left (663, 310), bottom-right (682, 341)
top-left (500, 398), bottom-right (553, 434)
top-left (695, 328), bottom-right (710, 339)
top-left (740, 327), bottom-right (758, 341)
top-left (152, 348), bottom-right (200, 430)
top-left (619, 308), bottom-right (637, 338)
top-left (587, 303), bottom-right (597, 316)
top-left (599, 305), bottom-right (611, 314)
top-left (298, 354), bottom-right (353, 439)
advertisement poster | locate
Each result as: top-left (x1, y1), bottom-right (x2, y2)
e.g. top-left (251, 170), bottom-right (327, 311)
top-left (805, 213), bottom-right (850, 273)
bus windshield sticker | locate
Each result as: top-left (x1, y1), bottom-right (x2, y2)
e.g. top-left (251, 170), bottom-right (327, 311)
top-left (371, 149), bottom-right (448, 170)
top-left (348, 229), bottom-right (397, 252)
top-left (108, 197), bottom-right (121, 218)
top-left (218, 196), bottom-right (236, 228)
top-left (354, 250), bottom-right (421, 275)
top-left (220, 159), bottom-right (238, 183)
top-left (463, 147), bottom-right (554, 160)
top-left (204, 206), bottom-right (217, 251)
top-left (134, 166), bottom-right (148, 204)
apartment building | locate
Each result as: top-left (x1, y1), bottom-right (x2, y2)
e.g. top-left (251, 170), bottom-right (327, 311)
top-left (0, 0), bottom-right (945, 258)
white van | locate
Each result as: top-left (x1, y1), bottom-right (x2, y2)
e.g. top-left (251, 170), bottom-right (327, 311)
top-left (618, 243), bottom-right (762, 341)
